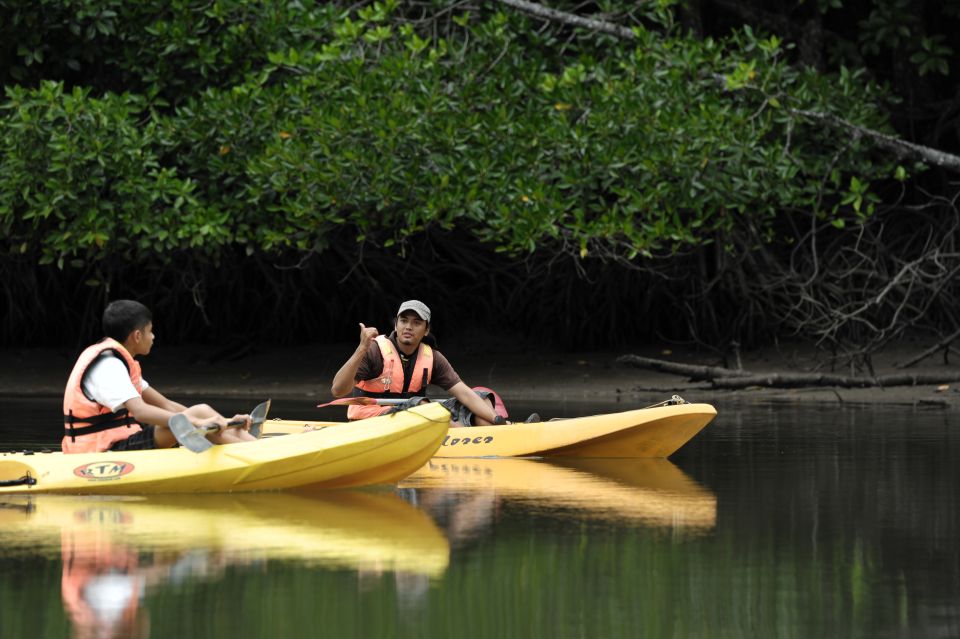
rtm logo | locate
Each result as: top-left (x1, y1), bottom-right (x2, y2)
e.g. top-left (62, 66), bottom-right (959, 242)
top-left (73, 461), bottom-right (134, 481)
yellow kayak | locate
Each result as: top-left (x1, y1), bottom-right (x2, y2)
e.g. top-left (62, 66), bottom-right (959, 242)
top-left (0, 491), bottom-right (449, 576)
top-left (0, 403), bottom-right (450, 494)
top-left (401, 457), bottom-right (716, 531)
top-left (263, 402), bottom-right (717, 458)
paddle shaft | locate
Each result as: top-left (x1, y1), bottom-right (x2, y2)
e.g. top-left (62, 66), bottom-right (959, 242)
top-left (192, 417), bottom-right (249, 434)
top-left (168, 400), bottom-right (270, 453)
top-left (317, 397), bottom-right (441, 408)
top-left (191, 398), bottom-right (271, 433)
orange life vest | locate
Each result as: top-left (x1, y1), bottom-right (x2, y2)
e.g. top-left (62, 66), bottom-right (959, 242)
top-left (62, 338), bottom-right (143, 453)
top-left (348, 335), bottom-right (433, 420)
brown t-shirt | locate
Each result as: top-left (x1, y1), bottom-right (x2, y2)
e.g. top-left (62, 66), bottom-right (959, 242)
top-left (355, 338), bottom-right (461, 391)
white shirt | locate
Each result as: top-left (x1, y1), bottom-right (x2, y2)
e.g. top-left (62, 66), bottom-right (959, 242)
top-left (82, 572), bottom-right (145, 625)
top-left (82, 356), bottom-right (150, 412)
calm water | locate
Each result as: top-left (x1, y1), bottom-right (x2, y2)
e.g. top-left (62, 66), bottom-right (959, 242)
top-left (1, 397), bottom-right (958, 639)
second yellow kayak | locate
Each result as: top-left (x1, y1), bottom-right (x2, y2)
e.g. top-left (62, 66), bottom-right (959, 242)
top-left (263, 402), bottom-right (717, 458)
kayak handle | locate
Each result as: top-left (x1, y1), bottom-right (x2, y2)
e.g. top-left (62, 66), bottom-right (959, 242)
top-left (0, 474), bottom-right (36, 487)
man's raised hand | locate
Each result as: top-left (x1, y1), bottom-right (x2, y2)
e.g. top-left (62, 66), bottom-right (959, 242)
top-left (358, 323), bottom-right (378, 350)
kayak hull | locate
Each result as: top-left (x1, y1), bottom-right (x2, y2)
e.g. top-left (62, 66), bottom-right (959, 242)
top-left (0, 404), bottom-right (449, 494)
top-left (264, 403), bottom-right (717, 458)
top-left (402, 457), bottom-right (717, 531)
top-left (0, 491), bottom-right (450, 576)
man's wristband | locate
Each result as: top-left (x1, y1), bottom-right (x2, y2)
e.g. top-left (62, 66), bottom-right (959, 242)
top-left (492, 414), bottom-right (506, 425)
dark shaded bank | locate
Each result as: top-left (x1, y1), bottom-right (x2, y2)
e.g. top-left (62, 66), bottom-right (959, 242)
top-left (1, 235), bottom-right (702, 350)
top-left (3, 338), bottom-right (960, 411)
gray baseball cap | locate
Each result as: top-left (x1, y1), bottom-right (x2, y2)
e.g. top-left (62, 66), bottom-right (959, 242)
top-left (397, 300), bottom-right (431, 322)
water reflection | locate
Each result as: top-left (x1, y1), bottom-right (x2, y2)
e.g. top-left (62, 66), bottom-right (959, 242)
top-left (400, 458), bottom-right (717, 542)
top-left (0, 491), bottom-right (449, 637)
top-left (5, 398), bottom-right (960, 637)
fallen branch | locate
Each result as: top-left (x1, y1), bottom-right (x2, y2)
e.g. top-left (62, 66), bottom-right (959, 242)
top-left (618, 353), bottom-right (960, 388)
top-left (616, 354), bottom-right (751, 380)
top-left (711, 371), bottom-right (960, 389)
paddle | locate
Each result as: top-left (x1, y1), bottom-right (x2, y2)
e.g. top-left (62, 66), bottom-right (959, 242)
top-left (248, 399), bottom-right (272, 438)
top-left (170, 400), bottom-right (272, 453)
top-left (316, 397), bottom-right (410, 408)
top-left (317, 388), bottom-right (510, 419)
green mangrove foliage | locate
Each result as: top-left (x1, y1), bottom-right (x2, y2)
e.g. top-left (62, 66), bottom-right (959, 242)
top-left (0, 83), bottom-right (219, 270)
top-left (2, 4), bottom-right (896, 260)
top-left (0, 1), bottom-right (948, 352)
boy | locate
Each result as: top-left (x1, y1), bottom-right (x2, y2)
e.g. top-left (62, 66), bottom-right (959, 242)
top-left (62, 299), bottom-right (255, 453)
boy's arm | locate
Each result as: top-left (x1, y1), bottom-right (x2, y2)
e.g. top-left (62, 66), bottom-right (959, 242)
top-left (141, 386), bottom-right (187, 412)
top-left (123, 395), bottom-right (177, 428)
top-left (331, 323), bottom-right (378, 397)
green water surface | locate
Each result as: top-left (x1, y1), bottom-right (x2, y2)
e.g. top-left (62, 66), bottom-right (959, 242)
top-left (0, 399), bottom-right (957, 639)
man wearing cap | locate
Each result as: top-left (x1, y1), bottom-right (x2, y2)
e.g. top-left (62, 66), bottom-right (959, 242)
top-left (330, 300), bottom-right (508, 425)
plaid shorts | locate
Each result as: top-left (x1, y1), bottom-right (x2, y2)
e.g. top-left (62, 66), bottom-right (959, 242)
top-left (108, 425), bottom-right (157, 451)
top-left (388, 390), bottom-right (496, 426)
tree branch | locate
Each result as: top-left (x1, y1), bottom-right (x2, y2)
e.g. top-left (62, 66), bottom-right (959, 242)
top-left (496, 0), bottom-right (636, 39)
top-left (896, 326), bottom-right (960, 369)
top-left (495, 0), bottom-right (960, 174)
top-left (791, 109), bottom-right (960, 173)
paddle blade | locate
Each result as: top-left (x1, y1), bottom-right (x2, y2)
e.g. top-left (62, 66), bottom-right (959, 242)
top-left (249, 399), bottom-right (272, 438)
top-left (169, 414), bottom-right (213, 453)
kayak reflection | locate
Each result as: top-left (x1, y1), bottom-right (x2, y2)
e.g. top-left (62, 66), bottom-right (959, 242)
top-left (0, 491), bottom-right (450, 637)
top-left (400, 458), bottom-right (717, 534)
